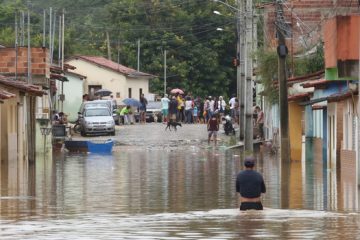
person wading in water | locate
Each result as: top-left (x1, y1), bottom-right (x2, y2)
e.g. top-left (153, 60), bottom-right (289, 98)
top-left (236, 156), bottom-right (266, 210)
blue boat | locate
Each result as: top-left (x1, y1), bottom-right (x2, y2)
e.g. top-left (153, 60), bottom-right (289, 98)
top-left (87, 139), bottom-right (114, 153)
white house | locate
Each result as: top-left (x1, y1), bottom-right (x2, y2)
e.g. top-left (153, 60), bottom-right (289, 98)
top-left (65, 56), bottom-right (153, 106)
top-left (62, 71), bottom-right (87, 122)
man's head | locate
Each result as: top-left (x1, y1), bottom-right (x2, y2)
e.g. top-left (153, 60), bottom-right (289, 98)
top-left (244, 156), bottom-right (256, 168)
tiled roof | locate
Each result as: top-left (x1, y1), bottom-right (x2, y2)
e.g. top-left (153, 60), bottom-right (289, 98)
top-left (287, 70), bottom-right (325, 83)
top-left (288, 92), bottom-right (311, 102)
top-left (273, 70), bottom-right (325, 87)
top-left (0, 76), bottom-right (46, 96)
top-left (65, 71), bottom-right (87, 79)
top-left (301, 79), bottom-right (345, 88)
top-left (327, 90), bottom-right (358, 103)
top-left (0, 88), bottom-right (16, 100)
top-left (69, 56), bottom-right (152, 77)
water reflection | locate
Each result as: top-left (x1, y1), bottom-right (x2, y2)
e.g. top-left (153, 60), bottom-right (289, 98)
top-left (0, 134), bottom-right (360, 239)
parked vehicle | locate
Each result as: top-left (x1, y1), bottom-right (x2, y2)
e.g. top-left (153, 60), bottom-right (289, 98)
top-left (134, 101), bottom-right (162, 123)
top-left (223, 115), bottom-right (235, 135)
top-left (79, 107), bottom-right (115, 136)
top-left (79, 99), bottom-right (119, 124)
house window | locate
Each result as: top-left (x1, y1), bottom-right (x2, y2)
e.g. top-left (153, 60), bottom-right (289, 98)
top-left (275, 22), bottom-right (292, 39)
top-left (128, 88), bottom-right (132, 98)
top-left (139, 88), bottom-right (143, 99)
top-left (116, 92), bottom-right (120, 98)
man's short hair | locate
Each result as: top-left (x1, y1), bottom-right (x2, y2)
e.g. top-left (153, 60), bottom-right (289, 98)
top-left (244, 156), bottom-right (255, 167)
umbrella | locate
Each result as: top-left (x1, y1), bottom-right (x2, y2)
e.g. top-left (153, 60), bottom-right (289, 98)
top-left (170, 88), bottom-right (184, 94)
top-left (122, 98), bottom-right (142, 107)
top-left (94, 89), bottom-right (112, 97)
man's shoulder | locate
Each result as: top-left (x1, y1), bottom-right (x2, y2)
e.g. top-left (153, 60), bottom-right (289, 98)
top-left (237, 170), bottom-right (262, 177)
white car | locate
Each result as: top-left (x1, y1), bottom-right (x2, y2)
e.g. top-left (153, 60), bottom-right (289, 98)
top-left (79, 100), bottom-right (120, 124)
top-left (79, 107), bottom-right (115, 136)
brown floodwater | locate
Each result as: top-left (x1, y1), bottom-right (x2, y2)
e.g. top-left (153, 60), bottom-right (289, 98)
top-left (0, 125), bottom-right (360, 239)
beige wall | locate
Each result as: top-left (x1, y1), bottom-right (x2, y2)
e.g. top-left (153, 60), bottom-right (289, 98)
top-left (66, 59), bottom-right (149, 104)
top-left (0, 91), bottom-right (19, 165)
top-left (289, 102), bottom-right (303, 161)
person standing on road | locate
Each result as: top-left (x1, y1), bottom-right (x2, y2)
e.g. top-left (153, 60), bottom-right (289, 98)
top-left (236, 156), bottom-right (266, 211)
top-left (229, 94), bottom-right (236, 120)
top-left (255, 106), bottom-right (264, 140)
top-left (217, 96), bottom-right (226, 117)
top-left (139, 94), bottom-right (148, 124)
top-left (207, 112), bottom-right (219, 145)
top-left (184, 96), bottom-right (193, 124)
top-left (161, 94), bottom-right (170, 123)
top-left (168, 96), bottom-right (178, 123)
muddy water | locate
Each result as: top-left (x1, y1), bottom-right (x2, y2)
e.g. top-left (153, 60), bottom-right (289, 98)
top-left (1, 124), bottom-right (360, 239)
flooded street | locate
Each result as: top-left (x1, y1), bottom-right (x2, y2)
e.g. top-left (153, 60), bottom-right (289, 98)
top-left (1, 123), bottom-right (360, 239)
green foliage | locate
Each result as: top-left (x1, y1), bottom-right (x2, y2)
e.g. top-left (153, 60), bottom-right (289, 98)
top-left (256, 49), bottom-right (279, 104)
top-left (0, 0), bottom-right (326, 101)
top-left (256, 44), bottom-right (325, 104)
top-left (0, 0), bottom-right (261, 99)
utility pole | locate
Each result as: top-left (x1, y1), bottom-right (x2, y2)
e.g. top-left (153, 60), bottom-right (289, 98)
top-left (21, 11), bottom-right (25, 46)
top-left (106, 31), bottom-right (111, 60)
top-left (58, 16), bottom-right (62, 66)
top-left (61, 9), bottom-right (64, 70)
top-left (51, 13), bottom-right (56, 65)
top-left (275, 0), bottom-right (290, 163)
top-left (137, 39), bottom-right (140, 71)
top-left (27, 10), bottom-right (31, 84)
top-left (15, 11), bottom-right (18, 80)
top-left (49, 7), bottom-right (52, 63)
top-left (117, 39), bottom-right (121, 64)
top-left (164, 49), bottom-right (167, 95)
top-left (358, 22), bottom-right (360, 187)
top-left (244, 0), bottom-right (254, 152)
top-left (61, 9), bottom-right (65, 112)
top-left (43, 9), bottom-right (46, 48)
top-left (275, 0), bottom-right (290, 209)
top-left (238, 0), bottom-right (245, 142)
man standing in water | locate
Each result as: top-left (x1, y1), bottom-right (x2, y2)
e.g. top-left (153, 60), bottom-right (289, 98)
top-left (236, 156), bottom-right (266, 210)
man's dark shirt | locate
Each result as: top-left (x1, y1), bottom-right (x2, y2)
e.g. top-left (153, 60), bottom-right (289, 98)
top-left (169, 99), bottom-right (178, 114)
top-left (236, 170), bottom-right (266, 198)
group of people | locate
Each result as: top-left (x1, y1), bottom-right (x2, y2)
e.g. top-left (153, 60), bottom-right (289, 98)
top-left (52, 110), bottom-right (67, 125)
top-left (160, 93), bottom-right (239, 124)
top-left (115, 93), bottom-right (148, 125)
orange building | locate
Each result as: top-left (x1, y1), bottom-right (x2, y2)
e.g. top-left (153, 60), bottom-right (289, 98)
top-left (323, 15), bottom-right (360, 80)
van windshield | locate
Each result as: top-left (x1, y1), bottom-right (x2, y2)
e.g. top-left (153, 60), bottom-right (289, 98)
top-left (85, 108), bottom-right (110, 117)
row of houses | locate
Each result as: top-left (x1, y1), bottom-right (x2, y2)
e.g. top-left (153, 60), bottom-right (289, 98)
top-left (258, 1), bottom-right (359, 185)
top-left (0, 46), bottom-right (152, 173)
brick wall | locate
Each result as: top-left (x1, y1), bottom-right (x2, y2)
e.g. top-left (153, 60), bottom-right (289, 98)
top-left (262, 0), bottom-right (360, 53)
top-left (313, 137), bottom-right (323, 165)
top-left (340, 149), bottom-right (356, 183)
top-left (0, 47), bottom-right (49, 77)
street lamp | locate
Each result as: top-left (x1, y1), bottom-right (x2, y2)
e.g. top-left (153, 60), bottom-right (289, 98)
top-left (213, 10), bottom-right (221, 15)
